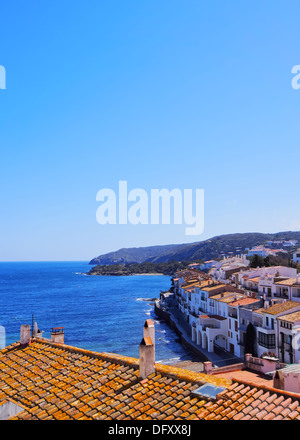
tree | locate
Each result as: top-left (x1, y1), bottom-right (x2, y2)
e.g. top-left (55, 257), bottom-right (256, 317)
top-left (244, 323), bottom-right (256, 356)
top-left (250, 254), bottom-right (265, 268)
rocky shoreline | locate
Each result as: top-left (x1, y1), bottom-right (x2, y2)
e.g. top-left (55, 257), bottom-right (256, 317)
top-left (154, 300), bottom-right (209, 369)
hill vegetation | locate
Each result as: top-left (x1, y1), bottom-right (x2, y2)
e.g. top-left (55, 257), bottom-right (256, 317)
top-left (89, 231), bottom-right (300, 266)
top-left (87, 261), bottom-right (194, 276)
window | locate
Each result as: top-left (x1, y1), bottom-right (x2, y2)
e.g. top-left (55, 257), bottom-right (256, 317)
top-left (258, 332), bottom-right (275, 349)
top-left (192, 384), bottom-right (226, 400)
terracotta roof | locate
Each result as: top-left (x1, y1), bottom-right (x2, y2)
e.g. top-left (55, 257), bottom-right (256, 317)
top-left (247, 277), bottom-right (259, 283)
top-left (201, 283), bottom-right (226, 292)
top-left (214, 381), bottom-right (300, 420)
top-left (199, 315), bottom-right (227, 321)
top-left (2, 338), bottom-right (300, 420)
top-left (210, 292), bottom-right (237, 301)
top-left (218, 294), bottom-right (245, 304)
top-left (278, 311), bottom-right (300, 323)
top-left (0, 339), bottom-right (231, 420)
top-left (275, 278), bottom-right (300, 287)
top-left (229, 297), bottom-right (260, 307)
top-left (254, 301), bottom-right (300, 316)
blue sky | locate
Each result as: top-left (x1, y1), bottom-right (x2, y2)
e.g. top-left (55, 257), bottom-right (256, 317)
top-left (0, 1), bottom-right (300, 261)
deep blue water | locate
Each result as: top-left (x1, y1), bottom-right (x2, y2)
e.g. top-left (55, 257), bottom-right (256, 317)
top-left (0, 262), bottom-right (191, 364)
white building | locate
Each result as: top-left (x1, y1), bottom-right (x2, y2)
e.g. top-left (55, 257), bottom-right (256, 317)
top-left (277, 311), bottom-right (300, 364)
top-left (247, 246), bottom-right (271, 257)
top-left (293, 250), bottom-right (300, 264)
top-left (200, 260), bottom-right (222, 271)
top-left (193, 290), bottom-right (258, 356)
top-left (210, 254), bottom-right (249, 282)
top-left (252, 301), bottom-right (300, 358)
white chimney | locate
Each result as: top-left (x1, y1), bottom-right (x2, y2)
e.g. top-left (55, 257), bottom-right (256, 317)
top-left (20, 325), bottom-right (31, 346)
top-left (139, 320), bottom-right (155, 379)
top-left (33, 322), bottom-right (44, 339)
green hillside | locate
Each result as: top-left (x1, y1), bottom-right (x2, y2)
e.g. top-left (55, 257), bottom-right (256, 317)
top-left (89, 231), bottom-right (300, 266)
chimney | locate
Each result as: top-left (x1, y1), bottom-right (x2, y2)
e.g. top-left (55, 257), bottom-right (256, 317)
top-left (203, 361), bottom-right (213, 375)
top-left (139, 320), bottom-right (155, 379)
top-left (20, 325), bottom-right (31, 346)
top-left (51, 327), bottom-right (64, 344)
top-left (143, 319), bottom-right (155, 345)
top-left (33, 322), bottom-right (44, 339)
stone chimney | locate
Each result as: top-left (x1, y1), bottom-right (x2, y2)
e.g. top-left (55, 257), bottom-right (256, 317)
top-left (139, 320), bottom-right (155, 379)
top-left (20, 325), bottom-right (31, 346)
top-left (51, 327), bottom-right (64, 344)
top-left (143, 319), bottom-right (155, 345)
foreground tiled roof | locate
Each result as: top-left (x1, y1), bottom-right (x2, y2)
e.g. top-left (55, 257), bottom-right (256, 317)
top-left (215, 381), bottom-right (300, 420)
top-left (0, 339), bottom-right (230, 420)
top-left (1, 339), bottom-right (300, 420)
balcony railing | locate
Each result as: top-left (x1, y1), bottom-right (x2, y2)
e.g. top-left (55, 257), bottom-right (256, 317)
top-left (274, 295), bottom-right (289, 300)
top-left (202, 325), bottom-right (220, 330)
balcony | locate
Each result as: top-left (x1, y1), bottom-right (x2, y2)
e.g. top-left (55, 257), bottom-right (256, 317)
top-left (257, 326), bottom-right (275, 335)
top-left (202, 325), bottom-right (220, 330)
top-left (274, 294), bottom-right (289, 300)
top-left (228, 312), bottom-right (237, 319)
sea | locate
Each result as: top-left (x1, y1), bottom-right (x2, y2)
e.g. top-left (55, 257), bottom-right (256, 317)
top-left (0, 261), bottom-right (193, 364)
